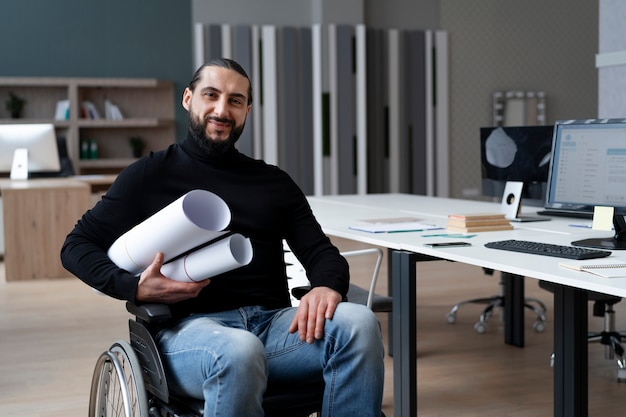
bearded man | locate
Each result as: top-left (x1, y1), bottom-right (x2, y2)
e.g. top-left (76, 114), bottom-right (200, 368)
top-left (61, 58), bottom-right (385, 417)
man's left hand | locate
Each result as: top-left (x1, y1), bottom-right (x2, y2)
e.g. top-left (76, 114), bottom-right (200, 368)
top-left (288, 286), bottom-right (342, 344)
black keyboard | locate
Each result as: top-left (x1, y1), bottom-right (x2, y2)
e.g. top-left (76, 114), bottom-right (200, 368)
top-left (536, 209), bottom-right (593, 219)
top-left (484, 239), bottom-right (612, 260)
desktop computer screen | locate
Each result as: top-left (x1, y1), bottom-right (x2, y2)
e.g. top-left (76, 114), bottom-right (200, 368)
top-left (480, 125), bottom-right (553, 207)
top-left (544, 119), bottom-right (626, 249)
top-left (0, 123), bottom-right (61, 177)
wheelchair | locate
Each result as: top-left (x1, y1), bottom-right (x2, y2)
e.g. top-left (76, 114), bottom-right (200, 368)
top-left (88, 302), bottom-right (324, 417)
top-left (89, 246), bottom-right (386, 417)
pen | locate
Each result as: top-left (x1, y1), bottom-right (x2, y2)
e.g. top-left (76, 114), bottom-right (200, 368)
top-left (568, 224), bottom-right (592, 229)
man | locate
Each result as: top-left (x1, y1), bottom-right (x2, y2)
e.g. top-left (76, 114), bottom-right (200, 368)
top-left (61, 58), bottom-right (384, 417)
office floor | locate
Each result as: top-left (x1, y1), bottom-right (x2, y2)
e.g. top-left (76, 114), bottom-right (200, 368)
top-left (1, 237), bottom-right (626, 416)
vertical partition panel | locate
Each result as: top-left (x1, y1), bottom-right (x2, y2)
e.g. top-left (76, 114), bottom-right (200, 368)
top-left (387, 29), bottom-right (402, 193)
top-left (366, 28), bottom-right (388, 194)
top-left (278, 27), bottom-right (300, 181)
top-left (406, 30), bottom-right (428, 195)
top-left (233, 25), bottom-right (254, 157)
top-left (312, 24), bottom-right (324, 196)
top-left (355, 24), bottom-right (368, 195)
top-left (335, 25), bottom-right (356, 194)
top-left (261, 25), bottom-right (279, 166)
top-left (435, 30), bottom-right (450, 197)
top-left (297, 28), bottom-right (315, 195)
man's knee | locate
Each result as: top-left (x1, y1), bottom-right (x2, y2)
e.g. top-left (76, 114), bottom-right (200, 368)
top-left (159, 320), bottom-right (267, 382)
top-left (223, 331), bottom-right (267, 368)
top-left (332, 302), bottom-right (383, 342)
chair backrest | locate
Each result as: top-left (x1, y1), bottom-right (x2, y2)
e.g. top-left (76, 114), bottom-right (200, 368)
top-left (285, 241), bottom-right (389, 311)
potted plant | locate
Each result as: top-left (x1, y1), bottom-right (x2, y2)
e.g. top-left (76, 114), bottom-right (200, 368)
top-left (129, 136), bottom-right (145, 158)
top-left (5, 92), bottom-right (26, 119)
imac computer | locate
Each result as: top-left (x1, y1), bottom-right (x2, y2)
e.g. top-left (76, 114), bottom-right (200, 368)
top-left (0, 123), bottom-right (61, 179)
top-left (480, 125), bottom-right (554, 207)
top-left (543, 119), bottom-right (626, 250)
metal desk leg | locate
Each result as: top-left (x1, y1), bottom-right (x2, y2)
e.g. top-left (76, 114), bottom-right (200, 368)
top-left (552, 284), bottom-right (588, 417)
top-left (391, 250), bottom-right (438, 417)
top-left (391, 250), bottom-right (417, 417)
top-left (502, 272), bottom-right (525, 347)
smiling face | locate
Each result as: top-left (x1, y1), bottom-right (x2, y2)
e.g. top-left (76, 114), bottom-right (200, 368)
top-left (182, 65), bottom-right (252, 153)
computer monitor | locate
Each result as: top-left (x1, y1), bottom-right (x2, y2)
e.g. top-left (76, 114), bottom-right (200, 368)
top-left (0, 123), bottom-right (61, 178)
top-left (544, 119), bottom-right (626, 250)
top-left (480, 125), bottom-right (553, 207)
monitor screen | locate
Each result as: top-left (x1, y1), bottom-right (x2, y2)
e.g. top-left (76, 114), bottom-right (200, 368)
top-left (0, 123), bottom-right (61, 177)
top-left (480, 125), bottom-right (553, 206)
top-left (544, 119), bottom-right (626, 249)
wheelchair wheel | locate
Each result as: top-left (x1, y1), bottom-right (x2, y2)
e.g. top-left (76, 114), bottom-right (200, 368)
top-left (89, 340), bottom-right (149, 417)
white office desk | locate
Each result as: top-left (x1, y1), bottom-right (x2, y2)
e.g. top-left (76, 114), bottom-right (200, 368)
top-left (307, 193), bottom-right (626, 417)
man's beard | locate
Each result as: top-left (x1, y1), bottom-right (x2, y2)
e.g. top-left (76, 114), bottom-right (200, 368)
top-left (188, 113), bottom-right (245, 157)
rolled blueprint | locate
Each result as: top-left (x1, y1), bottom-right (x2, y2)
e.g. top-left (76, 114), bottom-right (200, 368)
top-left (160, 233), bottom-right (253, 282)
top-left (107, 189), bottom-right (232, 274)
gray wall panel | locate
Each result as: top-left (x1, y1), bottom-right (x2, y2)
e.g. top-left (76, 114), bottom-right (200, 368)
top-left (233, 25), bottom-right (254, 156)
top-left (298, 28), bottom-right (315, 195)
top-left (336, 25), bottom-right (356, 194)
top-left (366, 28), bottom-right (389, 193)
top-left (278, 27), bottom-right (300, 182)
top-left (406, 31), bottom-right (427, 195)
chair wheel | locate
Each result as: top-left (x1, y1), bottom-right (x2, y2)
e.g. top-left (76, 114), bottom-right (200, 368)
top-left (533, 320), bottom-right (546, 333)
top-left (474, 321), bottom-right (487, 334)
top-left (446, 312), bottom-right (457, 324)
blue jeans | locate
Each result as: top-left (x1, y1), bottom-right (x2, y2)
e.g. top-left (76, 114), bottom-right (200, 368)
top-left (156, 302), bottom-right (385, 417)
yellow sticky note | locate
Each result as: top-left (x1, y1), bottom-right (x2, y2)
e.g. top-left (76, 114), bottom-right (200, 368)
top-left (592, 206), bottom-right (614, 231)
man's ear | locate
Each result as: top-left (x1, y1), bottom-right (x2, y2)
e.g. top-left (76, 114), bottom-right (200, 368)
top-left (182, 88), bottom-right (192, 111)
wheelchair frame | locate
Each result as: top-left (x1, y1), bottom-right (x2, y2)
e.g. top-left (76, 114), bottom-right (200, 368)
top-left (88, 246), bottom-right (387, 417)
top-left (88, 302), bottom-right (323, 417)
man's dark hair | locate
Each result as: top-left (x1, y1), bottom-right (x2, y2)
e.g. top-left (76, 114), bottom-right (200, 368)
top-left (189, 58), bottom-right (253, 105)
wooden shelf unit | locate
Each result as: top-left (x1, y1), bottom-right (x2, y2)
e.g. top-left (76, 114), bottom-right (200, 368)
top-left (0, 77), bottom-right (175, 174)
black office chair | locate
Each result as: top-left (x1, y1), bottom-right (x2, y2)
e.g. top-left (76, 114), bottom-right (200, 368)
top-left (538, 280), bottom-right (626, 382)
top-left (287, 246), bottom-right (392, 313)
top-left (445, 268), bottom-right (547, 334)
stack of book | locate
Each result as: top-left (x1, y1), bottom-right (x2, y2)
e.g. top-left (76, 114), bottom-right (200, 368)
top-left (447, 213), bottom-right (513, 233)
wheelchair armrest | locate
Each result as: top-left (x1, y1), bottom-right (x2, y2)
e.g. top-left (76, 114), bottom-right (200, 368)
top-left (126, 301), bottom-right (173, 323)
top-left (291, 285), bottom-right (312, 300)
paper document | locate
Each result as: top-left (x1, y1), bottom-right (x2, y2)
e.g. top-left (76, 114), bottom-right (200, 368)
top-left (349, 217), bottom-right (441, 233)
top-left (108, 189), bottom-right (253, 282)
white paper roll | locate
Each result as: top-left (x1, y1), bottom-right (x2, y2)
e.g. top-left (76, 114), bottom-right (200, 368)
top-left (107, 189), bottom-right (232, 273)
top-left (160, 234), bottom-right (253, 282)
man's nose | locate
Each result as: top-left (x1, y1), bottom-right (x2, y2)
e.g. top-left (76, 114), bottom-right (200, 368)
top-left (213, 97), bottom-right (229, 117)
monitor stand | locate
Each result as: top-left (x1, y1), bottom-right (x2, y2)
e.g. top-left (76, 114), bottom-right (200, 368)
top-left (572, 214), bottom-right (626, 250)
top-left (10, 148), bottom-right (28, 180)
top-left (501, 181), bottom-right (550, 222)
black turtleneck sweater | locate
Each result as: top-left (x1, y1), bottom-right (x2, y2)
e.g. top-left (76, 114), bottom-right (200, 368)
top-left (60, 135), bottom-right (349, 318)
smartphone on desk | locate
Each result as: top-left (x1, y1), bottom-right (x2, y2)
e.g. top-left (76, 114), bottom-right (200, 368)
top-left (424, 242), bottom-right (471, 248)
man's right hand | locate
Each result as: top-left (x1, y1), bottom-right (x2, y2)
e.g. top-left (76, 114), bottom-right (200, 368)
top-left (135, 252), bottom-right (210, 304)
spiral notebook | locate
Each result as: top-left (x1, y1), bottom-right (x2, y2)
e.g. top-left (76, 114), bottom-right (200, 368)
top-left (559, 259), bottom-right (626, 278)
